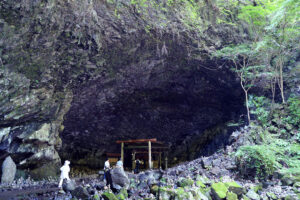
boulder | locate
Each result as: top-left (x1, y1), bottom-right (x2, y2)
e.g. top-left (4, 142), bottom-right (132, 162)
top-left (110, 167), bottom-right (130, 189)
top-left (116, 188), bottom-right (128, 200)
top-left (93, 191), bottom-right (101, 200)
top-left (196, 175), bottom-right (211, 185)
top-left (1, 156), bottom-right (16, 184)
top-left (62, 179), bottom-right (76, 192)
top-left (102, 191), bottom-right (118, 200)
top-left (225, 181), bottom-right (244, 196)
top-left (266, 192), bottom-right (277, 200)
top-left (226, 192), bottom-right (238, 200)
top-left (177, 178), bottom-right (194, 187)
top-left (196, 180), bottom-right (206, 188)
top-left (71, 186), bottom-right (90, 200)
top-left (212, 182), bottom-right (228, 200)
top-left (201, 157), bottom-right (212, 169)
top-left (246, 190), bottom-right (260, 200)
top-left (213, 159), bottom-right (222, 167)
top-left (137, 181), bottom-right (149, 190)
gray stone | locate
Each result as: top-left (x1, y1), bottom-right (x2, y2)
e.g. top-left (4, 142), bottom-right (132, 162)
top-left (137, 181), bottom-right (149, 190)
top-left (229, 131), bottom-right (241, 143)
top-left (1, 156), bottom-right (16, 184)
top-left (246, 190), bottom-right (260, 200)
top-left (210, 167), bottom-right (221, 176)
top-left (111, 167), bottom-right (130, 189)
top-left (201, 157), bottom-right (212, 169)
top-left (71, 186), bottom-right (89, 199)
top-left (212, 159), bottom-right (221, 167)
top-left (62, 179), bottom-right (76, 192)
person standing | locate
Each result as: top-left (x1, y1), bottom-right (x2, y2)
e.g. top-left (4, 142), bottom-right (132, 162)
top-left (58, 160), bottom-right (71, 188)
top-left (116, 157), bottom-right (123, 168)
top-left (104, 158), bottom-right (112, 187)
top-left (134, 159), bottom-right (140, 174)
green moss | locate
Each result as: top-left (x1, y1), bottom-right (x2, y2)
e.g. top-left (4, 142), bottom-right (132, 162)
top-left (225, 181), bottom-right (244, 195)
top-left (102, 191), bottom-right (118, 200)
top-left (174, 187), bottom-right (194, 200)
top-left (251, 184), bottom-right (263, 193)
top-left (177, 178), bottom-right (194, 187)
top-left (212, 182), bottom-right (228, 199)
top-left (93, 193), bottom-right (100, 200)
top-left (266, 192), bottom-right (277, 200)
top-left (196, 175), bottom-right (211, 185)
top-left (116, 188), bottom-right (128, 200)
top-left (226, 192), bottom-right (238, 200)
top-left (150, 185), bottom-right (159, 194)
top-left (196, 180), bottom-right (206, 188)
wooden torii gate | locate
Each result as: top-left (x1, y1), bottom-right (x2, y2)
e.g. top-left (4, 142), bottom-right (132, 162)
top-left (116, 138), bottom-right (168, 169)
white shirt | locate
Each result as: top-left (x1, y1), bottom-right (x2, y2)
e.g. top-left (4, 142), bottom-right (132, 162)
top-left (60, 164), bottom-right (70, 179)
top-left (116, 160), bottom-right (123, 168)
top-left (104, 160), bottom-right (110, 170)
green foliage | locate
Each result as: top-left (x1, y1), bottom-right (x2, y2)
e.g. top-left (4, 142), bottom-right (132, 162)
top-left (236, 145), bottom-right (278, 179)
top-left (286, 96), bottom-right (300, 126)
top-left (249, 95), bottom-right (270, 126)
top-left (238, 4), bottom-right (269, 26)
top-left (177, 178), bottom-right (194, 187)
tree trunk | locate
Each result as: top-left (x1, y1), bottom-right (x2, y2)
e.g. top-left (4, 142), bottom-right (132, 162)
top-left (245, 90), bottom-right (251, 124)
top-left (279, 57), bottom-right (285, 103)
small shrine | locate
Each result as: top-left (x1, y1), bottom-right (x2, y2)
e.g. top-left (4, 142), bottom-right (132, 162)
top-left (115, 138), bottom-right (168, 170)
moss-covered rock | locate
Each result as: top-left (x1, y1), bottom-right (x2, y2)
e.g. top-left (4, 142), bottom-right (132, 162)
top-left (116, 188), bottom-right (128, 200)
top-left (211, 182), bottom-right (228, 200)
top-left (177, 178), bottom-right (194, 187)
top-left (225, 181), bottom-right (244, 195)
top-left (150, 185), bottom-right (159, 194)
top-left (251, 184), bottom-right (263, 193)
top-left (242, 194), bottom-right (250, 200)
top-left (196, 180), bottom-right (206, 188)
top-left (196, 175), bottom-right (211, 185)
top-left (226, 192), bottom-right (238, 200)
top-left (174, 187), bottom-right (194, 200)
top-left (284, 195), bottom-right (298, 200)
top-left (93, 192), bottom-right (101, 200)
top-left (246, 190), bottom-right (260, 200)
top-left (266, 192), bottom-right (277, 200)
top-left (293, 182), bottom-right (300, 188)
top-left (102, 191), bottom-right (118, 200)
top-left (281, 174), bottom-right (300, 186)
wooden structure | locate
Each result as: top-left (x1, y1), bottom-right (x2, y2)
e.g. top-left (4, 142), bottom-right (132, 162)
top-left (105, 152), bottom-right (121, 167)
top-left (116, 138), bottom-right (168, 170)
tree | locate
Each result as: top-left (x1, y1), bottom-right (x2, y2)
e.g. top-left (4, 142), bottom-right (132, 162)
top-left (264, 0), bottom-right (300, 103)
top-left (213, 44), bottom-right (263, 124)
top-left (241, 0), bottom-right (300, 104)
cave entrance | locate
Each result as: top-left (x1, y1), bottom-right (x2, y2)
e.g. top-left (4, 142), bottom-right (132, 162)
top-left (60, 63), bottom-right (245, 170)
top-left (115, 138), bottom-right (168, 171)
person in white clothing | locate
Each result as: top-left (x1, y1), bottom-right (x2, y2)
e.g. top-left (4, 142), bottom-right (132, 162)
top-left (104, 158), bottom-right (110, 171)
top-left (116, 157), bottom-right (123, 168)
top-left (58, 160), bottom-right (71, 188)
top-left (103, 158), bottom-right (112, 187)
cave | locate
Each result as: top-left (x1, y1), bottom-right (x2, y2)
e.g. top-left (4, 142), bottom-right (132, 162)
top-left (0, 0), bottom-right (247, 178)
top-left (59, 58), bottom-right (245, 170)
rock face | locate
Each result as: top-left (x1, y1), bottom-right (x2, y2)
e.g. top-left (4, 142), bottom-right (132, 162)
top-left (1, 156), bottom-right (16, 184)
top-left (0, 0), bottom-right (246, 174)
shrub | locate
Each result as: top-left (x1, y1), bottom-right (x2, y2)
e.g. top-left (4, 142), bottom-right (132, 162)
top-left (286, 96), bottom-right (300, 127)
top-left (249, 95), bottom-right (270, 127)
top-left (235, 145), bottom-right (278, 179)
